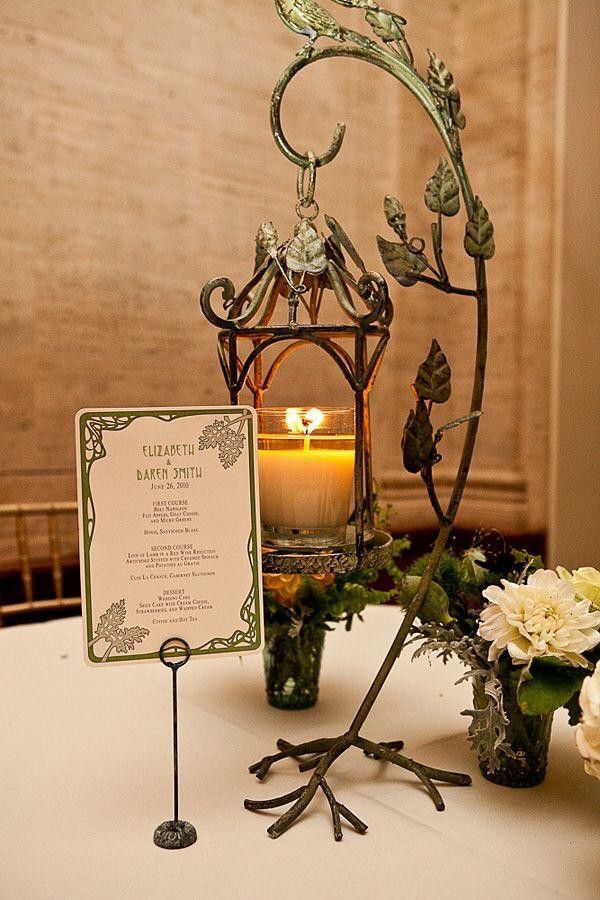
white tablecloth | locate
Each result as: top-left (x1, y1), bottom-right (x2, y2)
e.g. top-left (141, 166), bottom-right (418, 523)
top-left (1, 608), bottom-right (598, 900)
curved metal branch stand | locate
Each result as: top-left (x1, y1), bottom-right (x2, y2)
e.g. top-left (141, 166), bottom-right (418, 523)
top-left (199, 2), bottom-right (493, 841)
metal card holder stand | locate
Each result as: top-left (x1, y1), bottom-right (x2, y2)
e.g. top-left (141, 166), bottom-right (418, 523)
top-left (153, 637), bottom-right (198, 849)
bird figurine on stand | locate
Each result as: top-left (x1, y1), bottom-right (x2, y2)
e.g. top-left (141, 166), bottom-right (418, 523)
top-left (274, 0), bottom-right (346, 53)
top-left (275, 1), bottom-right (403, 57)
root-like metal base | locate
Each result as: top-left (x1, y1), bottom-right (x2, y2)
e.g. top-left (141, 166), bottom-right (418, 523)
top-left (245, 734), bottom-right (471, 840)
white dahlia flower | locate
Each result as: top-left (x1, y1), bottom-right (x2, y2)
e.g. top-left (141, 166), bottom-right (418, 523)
top-left (576, 662), bottom-right (600, 780)
top-left (478, 569), bottom-right (600, 666)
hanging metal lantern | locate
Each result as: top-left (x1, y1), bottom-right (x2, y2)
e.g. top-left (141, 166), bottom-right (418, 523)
top-left (200, 156), bottom-right (393, 574)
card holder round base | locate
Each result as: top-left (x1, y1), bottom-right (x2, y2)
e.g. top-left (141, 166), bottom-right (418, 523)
top-left (153, 820), bottom-right (197, 850)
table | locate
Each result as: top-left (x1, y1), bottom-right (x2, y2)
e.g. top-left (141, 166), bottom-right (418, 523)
top-left (1, 608), bottom-right (598, 899)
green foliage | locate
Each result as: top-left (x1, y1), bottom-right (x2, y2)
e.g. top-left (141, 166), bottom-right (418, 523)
top-left (563, 691), bottom-right (583, 726)
top-left (396, 575), bottom-right (452, 625)
top-left (264, 538), bottom-right (410, 636)
top-left (518, 660), bottom-right (585, 716)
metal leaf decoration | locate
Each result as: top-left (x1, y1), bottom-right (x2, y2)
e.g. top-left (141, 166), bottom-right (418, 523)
top-left (414, 338), bottom-right (452, 404)
top-left (325, 214), bottom-right (366, 272)
top-left (464, 197), bottom-right (495, 259)
top-left (323, 233), bottom-right (346, 269)
top-left (255, 220), bottom-right (278, 271)
top-left (427, 50), bottom-right (466, 130)
top-left (257, 221), bottom-right (278, 256)
top-left (377, 235), bottom-right (426, 287)
top-left (425, 158), bottom-right (460, 217)
top-left (365, 10), bottom-right (407, 43)
top-left (383, 195), bottom-right (408, 239)
top-left (286, 220), bottom-right (327, 274)
top-left (401, 399), bottom-right (434, 474)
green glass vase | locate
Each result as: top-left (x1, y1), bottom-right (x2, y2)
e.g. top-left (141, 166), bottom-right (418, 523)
top-left (263, 624), bottom-right (325, 710)
top-left (473, 668), bottom-right (554, 787)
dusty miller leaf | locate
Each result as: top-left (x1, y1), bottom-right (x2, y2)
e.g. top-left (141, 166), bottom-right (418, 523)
top-left (383, 195), bottom-right (407, 239)
top-left (414, 338), bottom-right (452, 404)
top-left (464, 196), bottom-right (495, 259)
top-left (401, 399), bottom-right (434, 474)
top-left (325, 214), bottom-right (366, 273)
top-left (461, 673), bottom-right (516, 772)
top-left (425, 158), bottom-right (460, 217)
top-left (410, 622), bottom-right (489, 672)
top-left (377, 235), bottom-right (426, 287)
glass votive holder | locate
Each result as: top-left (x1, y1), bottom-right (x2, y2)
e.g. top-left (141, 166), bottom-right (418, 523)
top-left (258, 407), bottom-right (355, 549)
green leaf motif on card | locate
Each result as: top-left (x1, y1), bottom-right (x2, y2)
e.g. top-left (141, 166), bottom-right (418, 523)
top-left (425, 158), bottom-right (460, 217)
top-left (377, 235), bottom-right (426, 287)
top-left (198, 413), bottom-right (250, 469)
top-left (88, 598), bottom-right (150, 663)
top-left (402, 399), bottom-right (434, 474)
top-left (464, 197), bottom-right (495, 259)
top-left (414, 338), bottom-right (452, 404)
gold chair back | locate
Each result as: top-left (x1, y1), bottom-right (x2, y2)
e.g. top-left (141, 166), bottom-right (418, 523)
top-left (0, 502), bottom-right (80, 623)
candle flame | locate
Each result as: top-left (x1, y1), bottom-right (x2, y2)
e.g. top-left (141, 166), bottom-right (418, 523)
top-left (285, 407), bottom-right (324, 435)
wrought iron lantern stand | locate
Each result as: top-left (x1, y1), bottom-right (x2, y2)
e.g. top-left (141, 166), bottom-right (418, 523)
top-left (199, 0), bottom-right (493, 841)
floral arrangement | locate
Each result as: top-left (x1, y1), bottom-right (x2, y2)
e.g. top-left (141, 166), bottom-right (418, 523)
top-left (261, 537), bottom-right (408, 709)
top-left (395, 539), bottom-right (600, 779)
top-left (263, 539), bottom-right (408, 636)
top-left (576, 661), bottom-right (600, 779)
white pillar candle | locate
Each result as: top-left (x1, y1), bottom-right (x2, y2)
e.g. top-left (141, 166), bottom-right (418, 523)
top-left (258, 408), bottom-right (355, 548)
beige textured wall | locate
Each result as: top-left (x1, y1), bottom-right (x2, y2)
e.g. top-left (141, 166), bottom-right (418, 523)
top-left (547, 0), bottom-right (600, 566)
top-left (0, 1), bottom-right (561, 566)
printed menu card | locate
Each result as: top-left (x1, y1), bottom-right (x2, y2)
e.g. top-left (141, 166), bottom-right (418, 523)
top-left (76, 407), bottom-right (263, 665)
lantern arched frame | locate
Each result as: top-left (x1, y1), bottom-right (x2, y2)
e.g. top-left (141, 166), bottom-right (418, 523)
top-left (200, 216), bottom-right (395, 573)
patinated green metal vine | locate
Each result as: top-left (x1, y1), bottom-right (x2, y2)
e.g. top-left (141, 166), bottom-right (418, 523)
top-left (200, 0), bottom-right (494, 840)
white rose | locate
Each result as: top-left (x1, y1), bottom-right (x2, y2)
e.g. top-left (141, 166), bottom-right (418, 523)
top-left (576, 662), bottom-right (600, 780)
top-left (557, 566), bottom-right (600, 610)
top-left (478, 569), bottom-right (600, 666)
